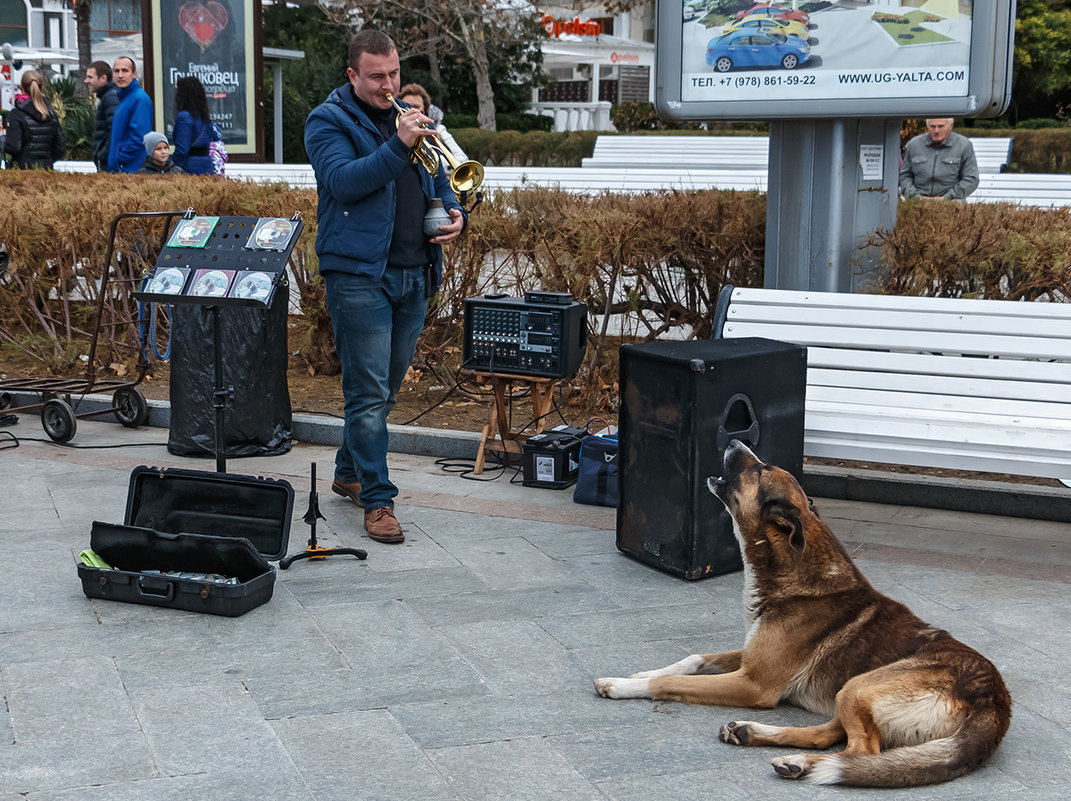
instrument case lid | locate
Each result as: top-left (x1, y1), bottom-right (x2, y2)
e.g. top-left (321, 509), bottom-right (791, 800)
top-left (124, 465), bottom-right (294, 561)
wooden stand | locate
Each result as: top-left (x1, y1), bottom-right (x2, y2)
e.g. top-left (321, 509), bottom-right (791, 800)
top-left (467, 371), bottom-right (559, 475)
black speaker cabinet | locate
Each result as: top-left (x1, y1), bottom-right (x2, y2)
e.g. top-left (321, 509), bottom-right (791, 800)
top-left (617, 338), bottom-right (806, 580)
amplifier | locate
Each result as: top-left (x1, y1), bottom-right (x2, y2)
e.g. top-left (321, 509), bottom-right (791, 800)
top-left (463, 295), bottom-right (587, 379)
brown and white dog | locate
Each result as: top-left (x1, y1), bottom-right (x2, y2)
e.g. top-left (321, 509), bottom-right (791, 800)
top-left (594, 440), bottom-right (1011, 788)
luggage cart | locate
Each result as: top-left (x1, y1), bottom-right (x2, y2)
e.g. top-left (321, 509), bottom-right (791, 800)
top-left (0, 210), bottom-right (188, 443)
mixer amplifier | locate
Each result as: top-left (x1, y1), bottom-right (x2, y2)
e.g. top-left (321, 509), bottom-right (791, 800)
top-left (463, 294), bottom-right (587, 379)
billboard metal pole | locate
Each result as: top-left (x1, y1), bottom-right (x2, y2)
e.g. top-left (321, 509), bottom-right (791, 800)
top-left (764, 117), bottom-right (901, 292)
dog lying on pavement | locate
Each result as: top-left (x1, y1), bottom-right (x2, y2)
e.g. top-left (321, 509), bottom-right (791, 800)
top-left (594, 440), bottom-right (1011, 787)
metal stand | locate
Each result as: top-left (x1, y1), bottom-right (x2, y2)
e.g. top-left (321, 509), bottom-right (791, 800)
top-left (764, 118), bottom-right (901, 293)
top-left (279, 462), bottom-right (367, 569)
top-left (208, 305), bottom-right (232, 474)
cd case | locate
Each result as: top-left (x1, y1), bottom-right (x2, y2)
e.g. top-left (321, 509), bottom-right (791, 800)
top-left (246, 218), bottom-right (297, 251)
top-left (228, 271), bottom-right (275, 302)
top-left (145, 267), bottom-right (191, 296)
top-left (167, 216), bottom-right (219, 249)
top-left (188, 269), bottom-right (236, 298)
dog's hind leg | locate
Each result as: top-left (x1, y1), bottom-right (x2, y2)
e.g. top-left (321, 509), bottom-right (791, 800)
top-left (628, 650), bottom-right (742, 679)
top-left (720, 718), bottom-right (846, 749)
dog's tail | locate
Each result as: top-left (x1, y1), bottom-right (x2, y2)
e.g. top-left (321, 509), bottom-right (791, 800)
top-left (805, 707), bottom-right (1010, 788)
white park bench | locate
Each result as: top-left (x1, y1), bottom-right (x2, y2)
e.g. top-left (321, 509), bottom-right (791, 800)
top-left (54, 154), bottom-right (1071, 207)
top-left (582, 135), bottom-right (1013, 174)
top-left (712, 286), bottom-right (1071, 482)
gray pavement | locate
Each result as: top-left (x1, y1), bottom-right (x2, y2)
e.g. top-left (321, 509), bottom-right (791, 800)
top-left (1, 416), bottom-right (1069, 800)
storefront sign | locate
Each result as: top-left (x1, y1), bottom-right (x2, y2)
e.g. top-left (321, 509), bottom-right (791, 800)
top-left (611, 53), bottom-right (640, 65)
top-left (541, 16), bottom-right (602, 38)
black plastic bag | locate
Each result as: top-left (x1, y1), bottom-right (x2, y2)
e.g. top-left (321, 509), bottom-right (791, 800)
top-left (167, 287), bottom-right (292, 458)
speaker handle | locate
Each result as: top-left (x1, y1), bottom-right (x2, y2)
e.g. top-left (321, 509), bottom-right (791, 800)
top-left (717, 393), bottom-right (759, 451)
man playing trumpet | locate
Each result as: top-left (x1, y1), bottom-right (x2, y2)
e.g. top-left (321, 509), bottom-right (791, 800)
top-left (305, 29), bottom-right (466, 544)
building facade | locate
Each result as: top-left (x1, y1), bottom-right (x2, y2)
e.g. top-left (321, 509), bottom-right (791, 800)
top-left (529, 2), bottom-right (656, 131)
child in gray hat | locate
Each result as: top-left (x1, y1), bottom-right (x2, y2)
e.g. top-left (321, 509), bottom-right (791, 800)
top-left (138, 131), bottom-right (183, 174)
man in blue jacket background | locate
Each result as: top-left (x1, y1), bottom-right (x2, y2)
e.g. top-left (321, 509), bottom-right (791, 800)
top-left (304, 29), bottom-right (465, 544)
top-left (107, 56), bottom-right (153, 174)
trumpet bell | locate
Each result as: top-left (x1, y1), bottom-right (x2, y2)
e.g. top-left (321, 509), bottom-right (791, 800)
top-left (450, 161), bottom-right (485, 196)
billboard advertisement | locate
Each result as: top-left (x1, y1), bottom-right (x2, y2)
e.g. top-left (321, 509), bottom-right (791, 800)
top-left (149, 0), bottom-right (260, 155)
top-left (659, 1), bottom-right (1014, 120)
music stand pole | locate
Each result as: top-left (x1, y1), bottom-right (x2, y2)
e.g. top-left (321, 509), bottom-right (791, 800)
top-left (209, 304), bottom-right (231, 474)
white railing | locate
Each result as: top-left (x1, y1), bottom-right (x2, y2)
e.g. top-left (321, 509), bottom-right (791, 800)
top-left (528, 102), bottom-right (615, 132)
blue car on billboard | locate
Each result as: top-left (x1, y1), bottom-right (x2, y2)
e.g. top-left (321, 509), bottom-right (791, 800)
top-left (705, 29), bottom-right (810, 72)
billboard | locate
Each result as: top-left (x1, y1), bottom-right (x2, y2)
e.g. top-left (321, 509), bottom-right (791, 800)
top-left (148, 0), bottom-right (260, 155)
top-left (657, 1), bottom-right (1015, 120)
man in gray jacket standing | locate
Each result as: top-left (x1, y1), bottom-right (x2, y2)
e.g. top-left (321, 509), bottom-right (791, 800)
top-left (899, 118), bottom-right (979, 201)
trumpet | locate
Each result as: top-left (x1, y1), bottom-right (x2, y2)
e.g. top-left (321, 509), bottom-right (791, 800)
top-left (385, 92), bottom-right (485, 203)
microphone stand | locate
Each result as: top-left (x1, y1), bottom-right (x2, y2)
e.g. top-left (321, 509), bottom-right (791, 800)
top-left (279, 462), bottom-right (367, 569)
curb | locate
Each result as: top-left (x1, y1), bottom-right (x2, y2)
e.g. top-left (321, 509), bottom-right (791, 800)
top-left (5, 391), bottom-right (1068, 523)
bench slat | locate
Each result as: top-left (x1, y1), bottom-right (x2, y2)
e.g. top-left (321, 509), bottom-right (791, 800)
top-left (809, 367), bottom-right (1071, 406)
top-left (803, 434), bottom-right (1071, 480)
top-left (807, 384), bottom-right (1071, 422)
top-left (727, 287), bottom-right (1071, 318)
top-left (727, 305), bottom-right (1070, 338)
top-left (809, 348), bottom-right (1071, 383)
top-left (722, 321), bottom-right (1071, 360)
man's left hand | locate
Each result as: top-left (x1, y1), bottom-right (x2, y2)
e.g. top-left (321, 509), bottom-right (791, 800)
top-left (429, 208), bottom-right (465, 244)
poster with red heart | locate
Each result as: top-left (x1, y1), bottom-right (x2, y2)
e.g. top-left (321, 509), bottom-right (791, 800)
top-left (151, 0), bottom-right (253, 153)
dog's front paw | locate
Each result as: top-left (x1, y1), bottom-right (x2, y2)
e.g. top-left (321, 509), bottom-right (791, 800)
top-left (771, 755), bottom-right (810, 780)
top-left (593, 677), bottom-right (650, 699)
top-left (719, 721), bottom-right (751, 745)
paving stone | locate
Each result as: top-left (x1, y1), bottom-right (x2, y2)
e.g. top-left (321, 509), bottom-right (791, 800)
top-left (390, 692), bottom-right (657, 750)
top-left (427, 736), bottom-right (604, 801)
top-left (127, 681), bottom-right (292, 776)
top-left (3, 656), bottom-right (138, 742)
top-left (536, 602), bottom-right (740, 651)
top-left (245, 656), bottom-right (489, 719)
top-left (406, 584), bottom-right (622, 629)
top-left (23, 767), bottom-right (316, 801)
top-left (0, 732), bottom-right (154, 794)
top-left (280, 564), bottom-right (489, 608)
top-left (438, 619), bottom-right (593, 695)
top-left (270, 709), bottom-right (458, 801)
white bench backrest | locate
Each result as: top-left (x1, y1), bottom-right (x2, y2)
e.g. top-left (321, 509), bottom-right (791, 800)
top-left (715, 287), bottom-right (1071, 479)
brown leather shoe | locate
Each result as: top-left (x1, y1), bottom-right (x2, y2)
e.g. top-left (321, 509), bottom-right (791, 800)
top-left (364, 507), bottom-right (404, 543)
top-left (331, 477), bottom-right (363, 507)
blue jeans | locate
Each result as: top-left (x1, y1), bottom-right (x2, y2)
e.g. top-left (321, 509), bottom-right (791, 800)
top-left (324, 268), bottom-right (427, 511)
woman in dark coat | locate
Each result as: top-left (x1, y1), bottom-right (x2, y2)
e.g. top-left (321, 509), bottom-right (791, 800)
top-left (5, 71), bottom-right (65, 169)
top-left (172, 76), bottom-right (218, 175)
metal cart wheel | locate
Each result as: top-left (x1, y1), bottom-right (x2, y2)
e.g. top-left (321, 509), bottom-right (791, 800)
top-left (113, 387), bottom-right (149, 427)
top-left (41, 398), bottom-right (77, 443)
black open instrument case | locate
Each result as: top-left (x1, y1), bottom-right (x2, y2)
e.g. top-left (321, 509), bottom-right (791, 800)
top-left (78, 466), bottom-right (294, 617)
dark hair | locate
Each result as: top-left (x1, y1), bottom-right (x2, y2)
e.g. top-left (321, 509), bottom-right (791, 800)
top-left (347, 29), bottom-right (396, 72)
top-left (175, 76), bottom-right (211, 123)
top-left (89, 61), bottom-right (112, 81)
top-left (398, 83), bottom-right (431, 112)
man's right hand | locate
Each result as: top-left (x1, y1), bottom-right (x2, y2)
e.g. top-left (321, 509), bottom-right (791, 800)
top-left (396, 108), bottom-right (435, 149)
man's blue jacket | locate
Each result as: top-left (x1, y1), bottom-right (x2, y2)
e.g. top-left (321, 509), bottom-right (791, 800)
top-left (108, 79), bottom-right (153, 174)
top-left (304, 85), bottom-right (464, 286)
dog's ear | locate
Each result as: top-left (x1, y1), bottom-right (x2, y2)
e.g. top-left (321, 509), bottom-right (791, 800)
top-left (765, 501), bottom-right (806, 551)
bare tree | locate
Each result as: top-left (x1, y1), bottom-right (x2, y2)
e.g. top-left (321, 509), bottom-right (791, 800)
top-left (322, 0), bottom-right (543, 131)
